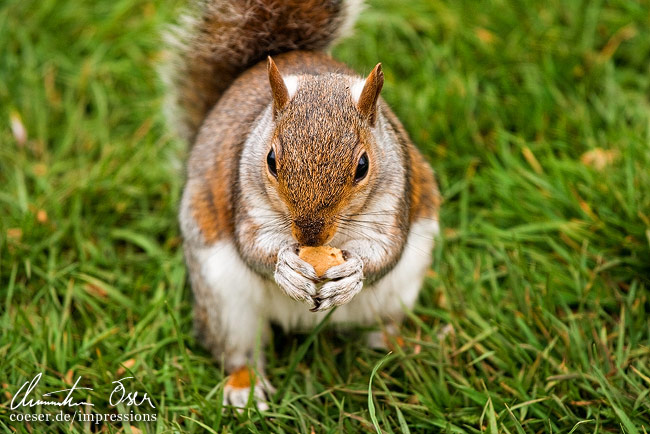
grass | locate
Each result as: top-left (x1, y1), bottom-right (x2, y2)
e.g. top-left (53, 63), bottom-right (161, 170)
top-left (1, 0), bottom-right (649, 432)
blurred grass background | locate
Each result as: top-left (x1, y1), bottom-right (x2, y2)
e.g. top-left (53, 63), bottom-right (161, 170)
top-left (1, 0), bottom-right (649, 432)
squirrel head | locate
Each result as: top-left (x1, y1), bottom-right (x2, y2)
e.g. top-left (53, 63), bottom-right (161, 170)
top-left (263, 57), bottom-right (384, 246)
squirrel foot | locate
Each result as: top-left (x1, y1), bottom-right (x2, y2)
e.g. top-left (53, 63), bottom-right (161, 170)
top-left (223, 367), bottom-right (274, 412)
top-left (366, 324), bottom-right (405, 350)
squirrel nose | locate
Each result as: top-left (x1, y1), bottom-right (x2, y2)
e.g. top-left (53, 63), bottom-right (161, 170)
top-left (291, 217), bottom-right (332, 246)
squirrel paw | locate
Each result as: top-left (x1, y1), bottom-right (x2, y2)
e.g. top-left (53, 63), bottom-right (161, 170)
top-left (275, 244), bottom-right (319, 308)
top-left (223, 367), bottom-right (274, 412)
top-left (366, 324), bottom-right (405, 350)
top-left (311, 251), bottom-right (364, 312)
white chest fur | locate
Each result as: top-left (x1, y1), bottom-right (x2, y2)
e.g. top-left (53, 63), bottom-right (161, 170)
top-left (194, 219), bottom-right (439, 334)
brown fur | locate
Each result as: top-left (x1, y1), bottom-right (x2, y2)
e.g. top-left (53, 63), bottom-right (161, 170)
top-left (190, 140), bottom-right (238, 244)
top-left (356, 63), bottom-right (384, 125)
top-left (408, 149), bottom-right (441, 221)
top-left (268, 57), bottom-right (290, 114)
top-left (273, 72), bottom-right (370, 246)
top-left (188, 49), bottom-right (438, 274)
top-left (188, 51), bottom-right (351, 246)
top-left (167, 0), bottom-right (351, 142)
top-left (172, 3), bottom-right (441, 405)
top-left (226, 367), bottom-right (254, 388)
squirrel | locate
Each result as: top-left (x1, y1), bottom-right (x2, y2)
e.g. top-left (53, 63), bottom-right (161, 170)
top-left (163, 0), bottom-right (441, 410)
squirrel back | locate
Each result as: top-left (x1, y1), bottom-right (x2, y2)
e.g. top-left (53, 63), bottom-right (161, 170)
top-left (163, 0), bottom-right (364, 143)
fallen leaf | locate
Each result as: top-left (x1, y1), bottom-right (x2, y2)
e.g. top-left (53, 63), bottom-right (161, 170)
top-left (475, 27), bottom-right (495, 44)
top-left (581, 148), bottom-right (618, 170)
top-left (7, 228), bottom-right (22, 241)
top-left (570, 400), bottom-right (600, 406)
top-left (414, 326), bottom-right (422, 355)
top-left (522, 146), bottom-right (544, 174)
top-left (599, 24), bottom-right (637, 62)
top-left (10, 111), bottom-right (27, 146)
top-left (33, 163), bottom-right (47, 176)
top-left (116, 359), bottom-right (136, 376)
top-left (84, 283), bottom-right (108, 298)
top-left (37, 210), bottom-right (48, 223)
top-left (435, 290), bottom-right (448, 309)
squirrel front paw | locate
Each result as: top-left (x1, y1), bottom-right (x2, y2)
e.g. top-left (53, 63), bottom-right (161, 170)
top-left (274, 244), bottom-right (319, 309)
top-left (311, 250), bottom-right (364, 312)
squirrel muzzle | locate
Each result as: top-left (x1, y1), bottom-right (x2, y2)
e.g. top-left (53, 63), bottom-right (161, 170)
top-left (291, 217), bottom-right (337, 247)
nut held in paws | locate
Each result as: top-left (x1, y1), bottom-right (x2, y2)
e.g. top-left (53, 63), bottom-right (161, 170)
top-left (298, 246), bottom-right (345, 277)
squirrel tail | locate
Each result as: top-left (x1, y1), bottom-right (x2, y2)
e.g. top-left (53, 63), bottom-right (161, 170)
top-left (162, 0), bottom-right (364, 143)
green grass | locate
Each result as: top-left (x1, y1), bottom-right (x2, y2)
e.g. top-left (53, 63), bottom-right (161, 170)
top-left (1, 0), bottom-right (649, 432)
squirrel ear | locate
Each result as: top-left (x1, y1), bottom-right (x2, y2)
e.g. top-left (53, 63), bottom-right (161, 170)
top-left (356, 63), bottom-right (384, 125)
top-left (267, 56), bottom-right (290, 115)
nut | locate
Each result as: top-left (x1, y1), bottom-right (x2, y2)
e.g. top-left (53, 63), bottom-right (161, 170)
top-left (298, 245), bottom-right (344, 277)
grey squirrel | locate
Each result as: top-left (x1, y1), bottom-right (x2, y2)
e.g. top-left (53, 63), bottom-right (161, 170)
top-left (163, 0), bottom-right (441, 409)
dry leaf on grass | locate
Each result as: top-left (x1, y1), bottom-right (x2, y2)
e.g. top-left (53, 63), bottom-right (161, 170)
top-left (581, 148), bottom-right (618, 171)
top-left (10, 110), bottom-right (27, 145)
top-left (116, 359), bottom-right (136, 376)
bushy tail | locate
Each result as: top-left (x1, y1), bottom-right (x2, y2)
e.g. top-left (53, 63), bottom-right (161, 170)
top-left (162, 0), bottom-right (363, 143)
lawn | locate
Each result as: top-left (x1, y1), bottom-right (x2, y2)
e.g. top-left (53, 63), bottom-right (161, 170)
top-left (1, 0), bottom-right (649, 432)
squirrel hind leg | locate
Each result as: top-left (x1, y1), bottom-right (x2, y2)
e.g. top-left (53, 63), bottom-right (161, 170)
top-left (223, 367), bottom-right (275, 412)
top-left (186, 240), bottom-right (274, 407)
top-left (366, 322), bottom-right (405, 351)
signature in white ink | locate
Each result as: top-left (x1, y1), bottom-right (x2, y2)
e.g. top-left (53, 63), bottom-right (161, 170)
top-left (10, 373), bottom-right (93, 409)
top-left (109, 377), bottom-right (156, 409)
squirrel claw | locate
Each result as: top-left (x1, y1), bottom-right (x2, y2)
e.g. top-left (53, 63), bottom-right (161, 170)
top-left (312, 275), bottom-right (364, 311)
top-left (309, 298), bottom-right (322, 312)
top-left (311, 251), bottom-right (364, 311)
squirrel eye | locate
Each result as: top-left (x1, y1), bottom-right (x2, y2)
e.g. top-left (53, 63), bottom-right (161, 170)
top-left (354, 152), bottom-right (369, 183)
top-left (267, 148), bottom-right (277, 178)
